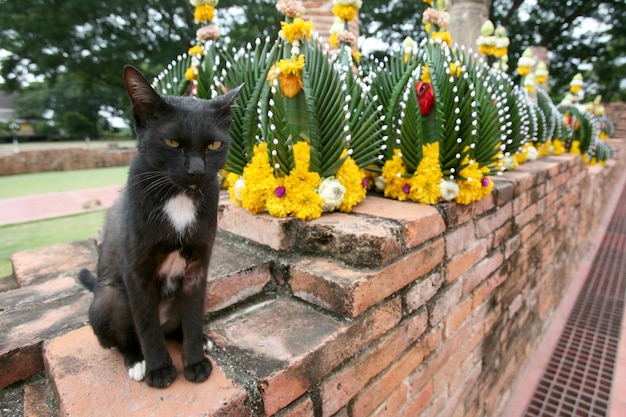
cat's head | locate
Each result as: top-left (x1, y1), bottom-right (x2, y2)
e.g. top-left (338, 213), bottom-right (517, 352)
top-left (123, 65), bottom-right (242, 194)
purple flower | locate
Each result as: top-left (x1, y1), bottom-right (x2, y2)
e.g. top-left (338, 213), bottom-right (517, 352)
top-left (275, 186), bottom-right (286, 198)
top-left (481, 177), bottom-right (491, 187)
top-left (403, 184), bottom-right (411, 194)
top-left (361, 178), bottom-right (368, 188)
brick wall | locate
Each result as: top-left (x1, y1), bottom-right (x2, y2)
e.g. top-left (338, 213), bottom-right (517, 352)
top-left (0, 147), bottom-right (136, 175)
top-left (207, 136), bottom-right (626, 416)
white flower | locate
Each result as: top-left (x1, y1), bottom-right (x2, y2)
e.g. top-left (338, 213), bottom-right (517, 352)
top-left (318, 178), bottom-right (346, 211)
top-left (439, 180), bottom-right (459, 201)
top-left (526, 146), bottom-right (539, 161)
top-left (374, 175), bottom-right (386, 192)
top-left (503, 156), bottom-right (516, 170)
top-left (234, 178), bottom-right (246, 201)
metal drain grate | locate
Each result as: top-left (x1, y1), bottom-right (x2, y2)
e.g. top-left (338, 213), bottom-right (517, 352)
top-left (524, 188), bottom-right (626, 417)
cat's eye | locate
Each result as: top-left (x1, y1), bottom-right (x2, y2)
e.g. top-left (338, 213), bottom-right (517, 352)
top-left (207, 141), bottom-right (223, 151)
top-left (163, 138), bottom-right (180, 149)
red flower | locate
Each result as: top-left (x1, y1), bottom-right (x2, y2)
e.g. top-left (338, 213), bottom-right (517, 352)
top-left (415, 81), bottom-right (435, 116)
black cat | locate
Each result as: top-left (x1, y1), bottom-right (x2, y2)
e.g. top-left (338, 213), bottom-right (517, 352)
top-left (79, 66), bottom-right (241, 388)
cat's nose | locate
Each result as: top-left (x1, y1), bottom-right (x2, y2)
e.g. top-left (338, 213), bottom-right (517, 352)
top-left (187, 157), bottom-right (206, 180)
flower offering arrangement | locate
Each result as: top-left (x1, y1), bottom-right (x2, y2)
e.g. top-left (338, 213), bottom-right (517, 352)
top-left (152, 0), bottom-right (615, 221)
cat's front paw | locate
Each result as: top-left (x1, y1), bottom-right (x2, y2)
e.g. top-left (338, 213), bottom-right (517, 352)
top-left (128, 361), bottom-right (146, 382)
top-left (183, 357), bottom-right (212, 383)
top-left (145, 364), bottom-right (177, 388)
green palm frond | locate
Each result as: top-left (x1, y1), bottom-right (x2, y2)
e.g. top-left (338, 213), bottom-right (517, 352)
top-left (532, 104), bottom-right (548, 145)
top-left (502, 81), bottom-right (530, 157)
top-left (344, 68), bottom-right (385, 169)
top-left (471, 65), bottom-right (505, 173)
top-left (368, 49), bottom-right (424, 162)
top-left (426, 43), bottom-right (471, 178)
top-left (152, 54), bottom-right (192, 96)
top-left (301, 40), bottom-right (349, 177)
top-left (195, 41), bottom-right (225, 100)
top-left (536, 89), bottom-right (557, 141)
top-left (220, 39), bottom-right (279, 175)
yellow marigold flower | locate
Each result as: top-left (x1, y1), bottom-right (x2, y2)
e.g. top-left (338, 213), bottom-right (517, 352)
top-left (284, 168), bottom-right (323, 220)
top-left (332, 4), bottom-right (358, 21)
top-left (275, 55), bottom-right (305, 98)
top-left (420, 65), bottom-right (431, 83)
top-left (600, 131), bottom-right (609, 140)
top-left (479, 44), bottom-right (495, 56)
top-left (222, 170), bottom-right (240, 189)
top-left (381, 149), bottom-right (410, 201)
top-left (409, 148), bottom-right (442, 204)
top-left (280, 18), bottom-right (315, 44)
top-left (352, 50), bottom-right (362, 63)
top-left (194, 4), bottom-right (215, 22)
top-left (185, 66), bottom-right (197, 81)
top-left (188, 45), bottom-right (204, 56)
top-left (238, 143), bottom-right (275, 214)
top-left (537, 141), bottom-right (551, 157)
top-left (552, 139), bottom-right (566, 155)
top-left (337, 155), bottom-right (367, 212)
top-left (570, 140), bottom-right (581, 155)
top-left (455, 161), bottom-right (485, 205)
top-left (449, 62), bottom-right (462, 77)
top-left (517, 66), bottom-right (531, 76)
top-left (265, 177), bottom-right (291, 218)
top-left (493, 47), bottom-right (507, 58)
top-left (292, 141), bottom-right (311, 171)
top-left (329, 32), bottom-right (339, 48)
top-left (431, 31), bottom-right (452, 46)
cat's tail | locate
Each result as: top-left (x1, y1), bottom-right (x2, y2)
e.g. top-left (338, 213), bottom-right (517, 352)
top-left (78, 268), bottom-right (97, 292)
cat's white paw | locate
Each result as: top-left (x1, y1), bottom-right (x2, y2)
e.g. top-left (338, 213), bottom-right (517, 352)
top-left (204, 338), bottom-right (214, 353)
top-left (128, 361), bottom-right (146, 381)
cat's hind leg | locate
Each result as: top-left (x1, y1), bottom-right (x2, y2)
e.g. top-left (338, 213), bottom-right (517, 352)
top-left (87, 284), bottom-right (146, 381)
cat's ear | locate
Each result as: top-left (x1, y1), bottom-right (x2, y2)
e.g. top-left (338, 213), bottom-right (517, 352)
top-left (211, 84), bottom-right (244, 114)
top-left (123, 65), bottom-right (167, 127)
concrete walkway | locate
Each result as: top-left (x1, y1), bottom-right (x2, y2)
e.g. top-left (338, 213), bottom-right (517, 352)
top-left (0, 185), bottom-right (123, 226)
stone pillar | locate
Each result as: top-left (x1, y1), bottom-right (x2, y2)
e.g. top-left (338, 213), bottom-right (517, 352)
top-left (447, 0), bottom-right (491, 53)
top-left (301, 0), bottom-right (359, 45)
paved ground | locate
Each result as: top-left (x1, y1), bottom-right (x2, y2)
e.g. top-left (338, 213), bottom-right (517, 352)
top-left (0, 185), bottom-right (123, 226)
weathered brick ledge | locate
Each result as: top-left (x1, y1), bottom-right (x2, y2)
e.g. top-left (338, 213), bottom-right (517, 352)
top-left (1, 139), bottom-right (624, 417)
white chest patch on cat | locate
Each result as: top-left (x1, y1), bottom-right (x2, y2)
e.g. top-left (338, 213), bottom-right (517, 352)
top-left (163, 193), bottom-right (197, 234)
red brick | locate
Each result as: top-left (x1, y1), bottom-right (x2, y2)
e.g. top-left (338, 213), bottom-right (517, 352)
top-left (300, 212), bottom-right (403, 268)
top-left (446, 237), bottom-right (491, 283)
top-left (206, 263), bottom-right (271, 313)
top-left (365, 381), bottom-right (409, 417)
top-left (351, 196), bottom-right (446, 248)
top-left (217, 199), bottom-right (299, 251)
top-left (275, 396), bottom-right (315, 417)
top-left (290, 239), bottom-right (444, 317)
top-left (475, 203), bottom-right (512, 239)
top-left (501, 170), bottom-right (535, 197)
top-left (401, 381), bottom-right (434, 416)
top-left (23, 379), bottom-right (57, 417)
top-left (439, 194), bottom-right (495, 228)
top-left (349, 324), bottom-right (440, 417)
top-left (210, 298), bottom-right (402, 416)
top-left (462, 251), bottom-right (504, 297)
top-left (444, 294), bottom-right (473, 337)
top-left (429, 280), bottom-right (462, 327)
top-left (405, 269), bottom-right (445, 313)
top-left (45, 327), bottom-right (249, 417)
top-left (445, 222), bottom-right (476, 258)
top-left (11, 240), bottom-right (96, 286)
top-left (472, 267), bottom-right (507, 309)
top-left (492, 178), bottom-right (514, 207)
top-left (515, 202), bottom-right (538, 229)
top-left (320, 310), bottom-right (427, 417)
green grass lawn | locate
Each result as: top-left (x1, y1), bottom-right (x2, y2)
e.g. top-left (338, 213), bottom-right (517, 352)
top-left (0, 164), bottom-right (129, 280)
top-left (0, 211), bottom-right (106, 279)
top-left (0, 166), bottom-right (129, 199)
